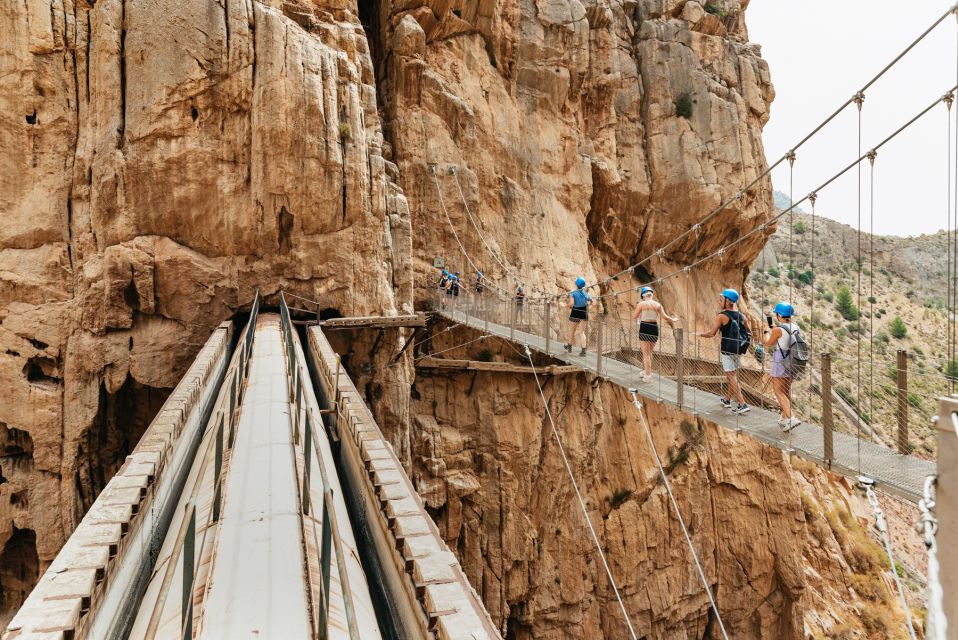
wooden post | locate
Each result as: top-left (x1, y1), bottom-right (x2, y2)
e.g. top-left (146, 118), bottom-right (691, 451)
top-left (896, 349), bottom-right (909, 454)
top-left (510, 298), bottom-right (516, 341)
top-left (821, 352), bottom-right (833, 466)
top-left (675, 328), bottom-right (685, 408)
top-left (544, 299), bottom-right (552, 355)
top-left (596, 317), bottom-right (604, 376)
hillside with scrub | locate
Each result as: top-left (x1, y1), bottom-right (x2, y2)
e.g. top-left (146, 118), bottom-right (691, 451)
top-left (750, 210), bottom-right (952, 457)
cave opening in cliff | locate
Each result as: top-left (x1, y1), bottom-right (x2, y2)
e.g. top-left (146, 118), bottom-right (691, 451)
top-left (0, 528), bottom-right (38, 624)
top-left (357, 1), bottom-right (383, 79)
top-left (22, 357), bottom-right (58, 386)
top-left (75, 376), bottom-right (171, 514)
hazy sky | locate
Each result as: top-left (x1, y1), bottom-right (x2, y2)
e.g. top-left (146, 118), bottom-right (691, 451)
top-left (747, 2), bottom-right (956, 237)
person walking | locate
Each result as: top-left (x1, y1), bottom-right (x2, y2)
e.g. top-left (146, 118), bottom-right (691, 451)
top-left (763, 302), bottom-right (802, 431)
top-left (515, 284), bottom-right (525, 323)
top-left (564, 277), bottom-right (592, 357)
top-left (631, 286), bottom-right (680, 383)
top-left (697, 289), bottom-right (750, 414)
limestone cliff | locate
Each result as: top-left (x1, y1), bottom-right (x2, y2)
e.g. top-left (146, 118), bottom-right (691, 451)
top-left (0, 0), bottom-right (413, 617)
top-left (1, 0), bottom-right (918, 637)
top-left (374, 0), bottom-right (773, 319)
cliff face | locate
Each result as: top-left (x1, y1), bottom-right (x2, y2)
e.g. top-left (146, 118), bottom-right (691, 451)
top-left (375, 0), bottom-right (773, 318)
top-left (0, 0), bottom-right (413, 617)
top-left (2, 0), bottom-right (909, 637)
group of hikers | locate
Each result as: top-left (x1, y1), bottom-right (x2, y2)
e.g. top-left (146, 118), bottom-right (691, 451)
top-left (436, 264), bottom-right (808, 432)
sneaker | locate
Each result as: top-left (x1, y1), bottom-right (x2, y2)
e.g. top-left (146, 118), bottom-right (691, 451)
top-left (579, 348), bottom-right (587, 357)
top-left (782, 417), bottom-right (802, 432)
top-left (642, 373), bottom-right (653, 383)
top-left (720, 398), bottom-right (732, 410)
top-left (564, 344), bottom-right (572, 352)
top-left (777, 417), bottom-right (788, 428)
top-left (733, 404), bottom-right (750, 415)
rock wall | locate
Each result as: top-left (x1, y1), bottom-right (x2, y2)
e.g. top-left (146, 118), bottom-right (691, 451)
top-left (0, 0), bottom-right (413, 619)
top-left (375, 0), bottom-right (774, 321)
top-left (409, 323), bottom-right (916, 639)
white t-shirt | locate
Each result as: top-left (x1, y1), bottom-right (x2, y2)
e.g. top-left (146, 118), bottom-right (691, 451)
top-left (776, 322), bottom-right (797, 354)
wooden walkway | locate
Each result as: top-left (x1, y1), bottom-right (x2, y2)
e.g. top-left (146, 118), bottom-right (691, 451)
top-left (437, 307), bottom-right (935, 503)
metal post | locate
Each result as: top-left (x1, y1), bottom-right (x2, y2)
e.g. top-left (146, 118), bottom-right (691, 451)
top-left (821, 352), bottom-right (834, 466)
top-left (213, 416), bottom-right (223, 522)
top-left (294, 379), bottom-right (302, 445)
top-left (319, 492), bottom-right (333, 638)
top-left (510, 298), bottom-right (516, 341)
top-left (302, 415), bottom-right (312, 515)
top-left (596, 317), bottom-right (604, 376)
top-left (896, 349), bottom-right (909, 454)
top-left (544, 300), bottom-right (552, 355)
top-left (936, 396), bottom-right (958, 640)
top-left (675, 328), bottom-right (685, 408)
top-left (182, 506), bottom-right (195, 637)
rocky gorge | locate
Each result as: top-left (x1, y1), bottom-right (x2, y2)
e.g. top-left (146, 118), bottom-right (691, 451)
top-left (0, 0), bottom-right (921, 637)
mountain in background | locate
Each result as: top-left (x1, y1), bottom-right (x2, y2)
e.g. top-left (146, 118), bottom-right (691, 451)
top-left (773, 189), bottom-right (805, 213)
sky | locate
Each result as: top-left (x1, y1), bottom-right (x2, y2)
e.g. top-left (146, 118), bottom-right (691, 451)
top-left (746, 2), bottom-right (957, 237)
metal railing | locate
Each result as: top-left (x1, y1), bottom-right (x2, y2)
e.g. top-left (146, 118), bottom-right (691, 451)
top-left (431, 289), bottom-right (934, 500)
top-left (144, 291), bottom-right (260, 640)
top-left (279, 293), bottom-right (360, 640)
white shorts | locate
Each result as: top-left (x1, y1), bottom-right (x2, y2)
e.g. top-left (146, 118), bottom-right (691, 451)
top-left (720, 353), bottom-right (742, 372)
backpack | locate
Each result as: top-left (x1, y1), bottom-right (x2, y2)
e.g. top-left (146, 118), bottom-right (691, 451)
top-left (779, 324), bottom-right (809, 379)
top-left (721, 311), bottom-right (751, 355)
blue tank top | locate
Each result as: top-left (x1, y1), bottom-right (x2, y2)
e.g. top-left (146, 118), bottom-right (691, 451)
top-left (570, 289), bottom-right (590, 308)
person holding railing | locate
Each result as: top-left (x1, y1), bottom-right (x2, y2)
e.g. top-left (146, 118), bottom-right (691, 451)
top-left (515, 284), bottom-right (525, 323)
top-left (631, 286), bottom-right (680, 383)
top-left (697, 288), bottom-right (751, 415)
top-left (564, 277), bottom-right (592, 357)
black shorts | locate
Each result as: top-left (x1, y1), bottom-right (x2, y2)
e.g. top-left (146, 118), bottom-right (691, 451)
top-left (639, 321), bottom-right (659, 343)
top-left (569, 307), bottom-right (588, 322)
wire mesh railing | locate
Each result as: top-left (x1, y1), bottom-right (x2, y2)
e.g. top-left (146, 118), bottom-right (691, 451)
top-left (431, 289), bottom-right (934, 499)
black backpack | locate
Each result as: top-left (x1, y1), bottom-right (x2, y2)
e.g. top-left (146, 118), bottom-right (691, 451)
top-left (721, 311), bottom-right (751, 355)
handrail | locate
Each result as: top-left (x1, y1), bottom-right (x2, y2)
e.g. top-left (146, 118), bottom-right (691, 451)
top-left (279, 293), bottom-right (361, 640)
top-left (143, 292), bottom-right (260, 639)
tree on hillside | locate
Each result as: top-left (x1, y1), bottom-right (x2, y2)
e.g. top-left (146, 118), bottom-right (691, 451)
top-left (835, 286), bottom-right (859, 321)
top-left (890, 316), bottom-right (907, 339)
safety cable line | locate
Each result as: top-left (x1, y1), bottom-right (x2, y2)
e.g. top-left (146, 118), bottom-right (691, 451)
top-left (953, 20), bottom-right (958, 395)
top-left (554, 4), bottom-right (958, 300)
top-left (627, 391), bottom-right (730, 640)
top-left (862, 482), bottom-right (918, 640)
top-left (809, 192), bottom-right (818, 410)
top-left (431, 166), bottom-right (521, 299)
top-left (950, 89), bottom-right (956, 393)
top-left (448, 167), bottom-right (547, 296)
top-left (855, 92), bottom-right (865, 473)
top-left (522, 345), bottom-right (639, 640)
top-left (437, 85), bottom-right (958, 308)
top-left (919, 474), bottom-right (947, 640)
top-left (414, 334), bottom-right (490, 362)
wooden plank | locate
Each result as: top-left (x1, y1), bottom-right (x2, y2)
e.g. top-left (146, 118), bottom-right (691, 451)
top-left (318, 313), bottom-right (426, 329)
top-left (416, 357), bottom-right (579, 375)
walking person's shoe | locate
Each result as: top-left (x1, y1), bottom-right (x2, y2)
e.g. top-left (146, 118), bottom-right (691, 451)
top-left (564, 343), bottom-right (572, 352)
top-left (720, 398), bottom-right (732, 410)
top-left (782, 417), bottom-right (802, 432)
top-left (641, 373), bottom-right (652, 383)
top-left (579, 348), bottom-right (587, 357)
top-left (777, 416), bottom-right (788, 428)
top-left (733, 403), bottom-right (750, 415)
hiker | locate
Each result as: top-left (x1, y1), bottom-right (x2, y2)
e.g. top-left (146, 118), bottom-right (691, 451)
top-left (564, 277), bottom-right (592, 357)
top-left (763, 301), bottom-right (803, 431)
top-left (447, 272), bottom-right (461, 303)
top-left (697, 288), bottom-right (750, 415)
top-left (631, 286), bottom-right (680, 383)
top-left (474, 270), bottom-right (485, 296)
top-left (515, 284), bottom-right (525, 323)
top-left (437, 268), bottom-right (450, 307)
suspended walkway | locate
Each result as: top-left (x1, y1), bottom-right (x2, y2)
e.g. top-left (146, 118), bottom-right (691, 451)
top-left (434, 296), bottom-right (934, 502)
top-left (4, 294), bottom-right (500, 640)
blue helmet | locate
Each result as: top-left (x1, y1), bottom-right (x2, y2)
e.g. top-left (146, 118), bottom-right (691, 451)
top-left (774, 301), bottom-right (795, 318)
top-left (640, 286), bottom-right (654, 298)
top-left (575, 277), bottom-right (586, 289)
top-left (721, 288), bottom-right (740, 303)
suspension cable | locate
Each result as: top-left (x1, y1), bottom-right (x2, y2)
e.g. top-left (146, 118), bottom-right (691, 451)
top-left (953, 21), bottom-right (958, 394)
top-left (414, 334), bottom-right (491, 362)
top-left (868, 151), bottom-right (877, 433)
top-left (919, 474), bottom-right (947, 640)
top-left (521, 345), bottom-right (639, 640)
top-left (809, 192), bottom-right (818, 410)
top-left (627, 391), bottom-right (730, 640)
top-left (949, 89), bottom-right (956, 393)
top-left (860, 479), bottom-right (918, 640)
top-left (855, 91), bottom-right (865, 475)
